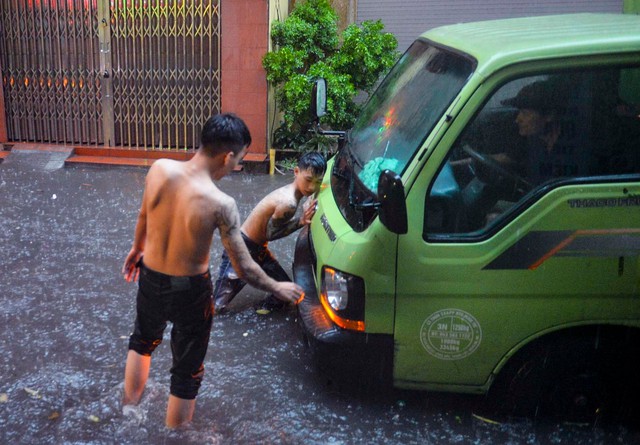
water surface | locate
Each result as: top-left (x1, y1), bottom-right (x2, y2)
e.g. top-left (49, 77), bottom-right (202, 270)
top-left (0, 156), bottom-right (638, 444)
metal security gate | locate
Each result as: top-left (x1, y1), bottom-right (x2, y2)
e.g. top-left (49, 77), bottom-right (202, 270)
top-left (0, 0), bottom-right (220, 150)
top-left (0, 1), bottom-right (103, 146)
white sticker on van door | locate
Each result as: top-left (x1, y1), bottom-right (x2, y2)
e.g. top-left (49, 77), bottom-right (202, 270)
top-left (420, 309), bottom-right (482, 360)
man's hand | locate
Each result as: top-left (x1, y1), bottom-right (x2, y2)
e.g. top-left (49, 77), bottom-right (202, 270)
top-left (122, 248), bottom-right (143, 282)
top-left (272, 282), bottom-right (305, 305)
top-left (300, 197), bottom-right (317, 226)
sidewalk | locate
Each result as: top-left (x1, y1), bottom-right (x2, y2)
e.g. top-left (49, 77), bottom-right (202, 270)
top-left (0, 142), bottom-right (268, 172)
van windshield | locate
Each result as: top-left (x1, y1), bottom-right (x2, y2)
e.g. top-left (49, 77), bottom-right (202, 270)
top-left (351, 40), bottom-right (474, 192)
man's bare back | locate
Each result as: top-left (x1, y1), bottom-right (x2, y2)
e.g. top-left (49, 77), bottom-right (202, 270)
top-left (141, 159), bottom-right (232, 276)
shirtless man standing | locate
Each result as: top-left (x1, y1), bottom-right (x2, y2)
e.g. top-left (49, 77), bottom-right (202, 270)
top-left (121, 114), bottom-right (303, 428)
top-left (213, 152), bottom-right (326, 314)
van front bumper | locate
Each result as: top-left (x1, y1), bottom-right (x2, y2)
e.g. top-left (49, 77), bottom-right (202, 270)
top-left (293, 226), bottom-right (393, 385)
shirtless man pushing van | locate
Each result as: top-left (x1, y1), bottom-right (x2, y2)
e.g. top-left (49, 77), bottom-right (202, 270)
top-left (121, 114), bottom-right (303, 428)
top-left (213, 152), bottom-right (326, 314)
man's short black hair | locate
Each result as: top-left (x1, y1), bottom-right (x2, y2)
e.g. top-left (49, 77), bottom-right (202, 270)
top-left (200, 113), bottom-right (252, 155)
top-left (298, 151), bottom-right (326, 177)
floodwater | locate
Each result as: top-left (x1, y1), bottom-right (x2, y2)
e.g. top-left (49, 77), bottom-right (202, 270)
top-left (0, 151), bottom-right (638, 444)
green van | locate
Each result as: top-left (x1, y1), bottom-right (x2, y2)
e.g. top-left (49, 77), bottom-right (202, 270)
top-left (293, 13), bottom-right (640, 420)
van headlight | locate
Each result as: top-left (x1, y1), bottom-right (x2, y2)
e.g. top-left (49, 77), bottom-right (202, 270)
top-left (320, 266), bottom-right (365, 331)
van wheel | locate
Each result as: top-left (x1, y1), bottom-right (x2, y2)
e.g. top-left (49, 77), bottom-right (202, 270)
top-left (487, 333), bottom-right (628, 423)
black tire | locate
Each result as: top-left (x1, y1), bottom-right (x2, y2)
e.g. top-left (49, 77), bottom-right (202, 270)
top-left (487, 329), bottom-right (639, 424)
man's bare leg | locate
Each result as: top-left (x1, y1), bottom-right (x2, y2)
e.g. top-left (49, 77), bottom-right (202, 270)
top-left (123, 350), bottom-right (151, 405)
top-left (166, 394), bottom-right (196, 428)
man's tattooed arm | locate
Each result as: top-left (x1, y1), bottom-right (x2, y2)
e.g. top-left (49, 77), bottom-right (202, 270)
top-left (266, 204), bottom-right (301, 241)
top-left (216, 199), bottom-right (303, 305)
top-left (217, 200), bottom-right (277, 293)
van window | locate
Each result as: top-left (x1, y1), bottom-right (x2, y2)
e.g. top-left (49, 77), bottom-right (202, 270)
top-left (425, 66), bottom-right (640, 238)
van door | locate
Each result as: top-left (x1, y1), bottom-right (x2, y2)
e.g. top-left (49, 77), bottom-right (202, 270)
top-left (392, 68), bottom-right (640, 389)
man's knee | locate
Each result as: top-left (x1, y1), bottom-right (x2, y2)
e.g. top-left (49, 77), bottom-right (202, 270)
top-left (128, 336), bottom-right (162, 356)
top-left (170, 365), bottom-right (205, 400)
top-left (213, 278), bottom-right (243, 311)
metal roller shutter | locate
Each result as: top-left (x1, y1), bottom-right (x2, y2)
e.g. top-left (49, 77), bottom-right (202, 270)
top-left (358, 0), bottom-right (623, 51)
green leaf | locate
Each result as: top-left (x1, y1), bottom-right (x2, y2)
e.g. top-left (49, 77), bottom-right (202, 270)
top-left (262, 0), bottom-right (399, 150)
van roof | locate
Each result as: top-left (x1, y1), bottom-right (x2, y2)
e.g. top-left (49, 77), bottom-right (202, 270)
top-left (422, 13), bottom-right (640, 74)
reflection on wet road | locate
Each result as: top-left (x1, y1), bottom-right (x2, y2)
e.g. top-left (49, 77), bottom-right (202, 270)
top-left (0, 156), bottom-right (638, 444)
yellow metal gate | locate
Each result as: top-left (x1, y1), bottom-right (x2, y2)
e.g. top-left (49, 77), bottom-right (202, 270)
top-left (0, 0), bottom-right (220, 151)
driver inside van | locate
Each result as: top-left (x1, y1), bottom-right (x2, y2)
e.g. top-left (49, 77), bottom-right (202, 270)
top-left (453, 78), bottom-right (586, 187)
top-left (449, 78), bottom-right (590, 230)
top-left (500, 79), bottom-right (587, 185)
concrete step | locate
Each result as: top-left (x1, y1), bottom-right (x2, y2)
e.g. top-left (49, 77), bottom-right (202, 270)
top-left (2, 143), bottom-right (269, 171)
top-left (65, 155), bottom-right (155, 167)
top-left (67, 146), bottom-right (194, 166)
top-left (2, 144), bottom-right (74, 170)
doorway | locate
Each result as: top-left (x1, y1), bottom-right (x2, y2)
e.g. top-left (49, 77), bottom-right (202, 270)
top-left (0, 0), bottom-right (220, 150)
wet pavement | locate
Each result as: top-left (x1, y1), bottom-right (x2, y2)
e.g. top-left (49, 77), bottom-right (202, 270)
top-left (1, 152), bottom-right (639, 444)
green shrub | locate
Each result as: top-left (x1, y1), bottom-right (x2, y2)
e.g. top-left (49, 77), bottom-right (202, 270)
top-left (263, 0), bottom-right (399, 152)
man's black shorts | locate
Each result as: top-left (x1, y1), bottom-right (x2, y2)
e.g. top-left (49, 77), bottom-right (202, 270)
top-left (128, 262), bottom-right (213, 400)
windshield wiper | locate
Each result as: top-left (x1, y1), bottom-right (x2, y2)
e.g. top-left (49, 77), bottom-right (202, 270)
top-left (345, 136), bottom-right (363, 169)
top-left (349, 173), bottom-right (379, 210)
top-left (351, 197), bottom-right (380, 210)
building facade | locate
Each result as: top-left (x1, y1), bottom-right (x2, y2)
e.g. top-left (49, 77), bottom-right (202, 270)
top-left (0, 0), bottom-right (270, 156)
top-left (0, 0), bottom-right (635, 158)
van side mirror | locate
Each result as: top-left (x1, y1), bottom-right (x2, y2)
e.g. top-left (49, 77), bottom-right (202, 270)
top-left (311, 78), bottom-right (327, 120)
top-left (377, 170), bottom-right (408, 234)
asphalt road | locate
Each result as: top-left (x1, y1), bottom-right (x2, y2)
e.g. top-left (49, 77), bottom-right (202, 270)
top-left (0, 152), bottom-right (638, 444)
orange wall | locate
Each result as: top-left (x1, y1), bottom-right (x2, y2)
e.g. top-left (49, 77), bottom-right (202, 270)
top-left (221, 0), bottom-right (269, 155)
top-left (0, 61), bottom-right (6, 142)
